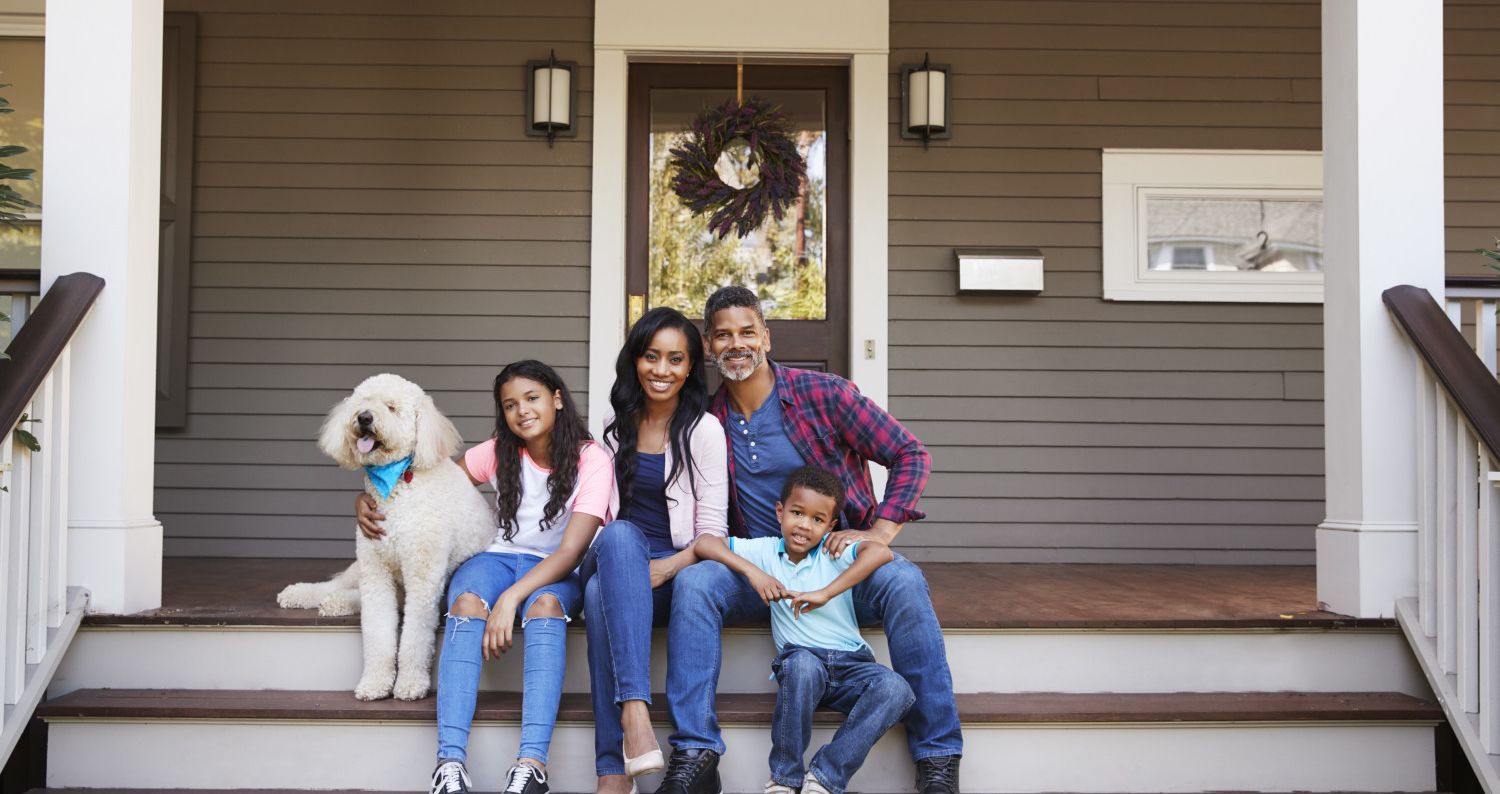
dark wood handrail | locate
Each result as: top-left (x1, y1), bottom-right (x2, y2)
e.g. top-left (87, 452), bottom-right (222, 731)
top-left (1447, 275), bottom-right (1500, 292)
top-left (1385, 284), bottom-right (1500, 462)
top-left (0, 273), bottom-right (105, 436)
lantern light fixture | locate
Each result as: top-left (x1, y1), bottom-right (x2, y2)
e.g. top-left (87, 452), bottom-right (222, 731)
top-left (900, 53), bottom-right (951, 148)
top-left (526, 50), bottom-right (577, 147)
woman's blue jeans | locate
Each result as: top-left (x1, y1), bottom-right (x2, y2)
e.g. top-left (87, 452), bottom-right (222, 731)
top-left (579, 521), bottom-right (676, 776)
top-left (436, 551), bottom-right (581, 766)
top-left (770, 645), bottom-right (914, 794)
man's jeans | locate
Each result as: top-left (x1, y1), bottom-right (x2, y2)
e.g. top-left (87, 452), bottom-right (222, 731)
top-left (668, 554), bottom-right (964, 760)
top-left (579, 521), bottom-right (677, 776)
top-left (770, 645), bottom-right (913, 794)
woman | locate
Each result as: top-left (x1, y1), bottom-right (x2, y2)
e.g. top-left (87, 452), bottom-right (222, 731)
top-left (358, 360), bottom-right (612, 794)
top-left (584, 307), bottom-right (728, 794)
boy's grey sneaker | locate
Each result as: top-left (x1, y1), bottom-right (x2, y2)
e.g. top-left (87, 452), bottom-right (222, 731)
top-left (503, 763), bottom-right (550, 794)
top-left (430, 759), bottom-right (472, 794)
top-left (915, 755), bottom-right (961, 794)
top-left (801, 772), bottom-right (832, 794)
top-left (764, 781), bottom-right (798, 794)
top-left (657, 748), bottom-right (722, 794)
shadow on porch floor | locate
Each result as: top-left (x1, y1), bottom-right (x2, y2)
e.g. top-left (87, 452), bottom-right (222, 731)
top-left (89, 558), bottom-right (1389, 629)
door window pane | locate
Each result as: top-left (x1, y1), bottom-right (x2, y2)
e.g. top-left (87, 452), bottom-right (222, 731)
top-left (648, 88), bottom-right (826, 320)
top-left (0, 38), bottom-right (44, 271)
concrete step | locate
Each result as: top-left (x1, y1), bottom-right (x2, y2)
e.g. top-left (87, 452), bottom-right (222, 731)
top-left (52, 622), bottom-right (1429, 697)
top-left (37, 688), bottom-right (1443, 794)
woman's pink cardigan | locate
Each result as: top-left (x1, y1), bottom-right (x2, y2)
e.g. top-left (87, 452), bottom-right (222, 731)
top-left (600, 412), bottom-right (729, 550)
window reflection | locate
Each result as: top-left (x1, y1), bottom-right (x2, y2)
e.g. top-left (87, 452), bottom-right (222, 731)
top-left (1147, 197), bottom-right (1322, 274)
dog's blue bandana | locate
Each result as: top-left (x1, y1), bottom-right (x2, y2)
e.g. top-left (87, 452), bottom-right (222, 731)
top-left (365, 455), bottom-right (414, 499)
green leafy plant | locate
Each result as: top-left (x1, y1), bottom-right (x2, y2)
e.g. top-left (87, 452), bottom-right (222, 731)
top-left (1480, 239), bottom-right (1500, 275)
top-left (0, 85), bottom-right (33, 350)
top-left (0, 85), bottom-right (38, 229)
top-left (13, 413), bottom-right (38, 452)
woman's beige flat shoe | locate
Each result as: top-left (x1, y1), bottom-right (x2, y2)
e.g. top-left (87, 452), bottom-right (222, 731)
top-left (623, 748), bottom-right (665, 778)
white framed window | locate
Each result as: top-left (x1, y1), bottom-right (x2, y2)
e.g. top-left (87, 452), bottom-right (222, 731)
top-left (1101, 149), bottom-right (1324, 303)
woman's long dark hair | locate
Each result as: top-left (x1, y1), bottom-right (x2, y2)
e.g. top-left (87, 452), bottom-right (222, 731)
top-left (491, 360), bottom-right (591, 540)
top-left (604, 307), bottom-right (708, 508)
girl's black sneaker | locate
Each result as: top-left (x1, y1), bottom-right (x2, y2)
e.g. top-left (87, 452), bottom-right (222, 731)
top-left (503, 762), bottom-right (550, 794)
top-left (430, 760), bottom-right (472, 794)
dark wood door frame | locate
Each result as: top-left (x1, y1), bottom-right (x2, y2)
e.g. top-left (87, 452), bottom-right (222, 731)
top-left (626, 63), bottom-right (851, 376)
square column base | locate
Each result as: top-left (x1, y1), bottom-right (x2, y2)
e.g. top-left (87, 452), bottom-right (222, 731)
top-left (68, 520), bottom-right (163, 614)
top-left (1316, 522), bottom-right (1417, 619)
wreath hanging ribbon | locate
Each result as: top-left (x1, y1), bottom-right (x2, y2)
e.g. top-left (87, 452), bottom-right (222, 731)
top-left (668, 97), bottom-right (807, 240)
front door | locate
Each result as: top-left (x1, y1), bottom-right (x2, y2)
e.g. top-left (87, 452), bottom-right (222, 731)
top-left (626, 63), bottom-right (850, 375)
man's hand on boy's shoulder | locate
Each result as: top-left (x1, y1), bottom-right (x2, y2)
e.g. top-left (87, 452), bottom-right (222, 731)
top-left (824, 526), bottom-right (894, 558)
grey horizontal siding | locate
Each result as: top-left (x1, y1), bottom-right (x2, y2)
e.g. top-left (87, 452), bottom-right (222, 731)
top-left (887, 0), bottom-right (1496, 564)
top-left (887, 0), bottom-right (1325, 564)
top-left (155, 0), bottom-right (1496, 562)
top-left (156, 1), bottom-right (592, 558)
top-left (1446, 1), bottom-right (1500, 276)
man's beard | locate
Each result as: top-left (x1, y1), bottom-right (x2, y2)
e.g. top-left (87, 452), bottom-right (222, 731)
top-left (712, 349), bottom-right (765, 382)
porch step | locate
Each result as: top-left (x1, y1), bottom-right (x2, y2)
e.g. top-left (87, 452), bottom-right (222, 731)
top-left (53, 622), bottom-right (1429, 697)
top-left (36, 688), bottom-right (1442, 793)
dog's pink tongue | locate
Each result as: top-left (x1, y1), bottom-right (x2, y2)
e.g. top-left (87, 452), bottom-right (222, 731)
top-left (357, 436), bottom-right (375, 454)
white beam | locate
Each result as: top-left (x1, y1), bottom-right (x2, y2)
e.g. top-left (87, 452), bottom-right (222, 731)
top-left (39, 0), bottom-right (164, 614)
top-left (1317, 0), bottom-right (1446, 617)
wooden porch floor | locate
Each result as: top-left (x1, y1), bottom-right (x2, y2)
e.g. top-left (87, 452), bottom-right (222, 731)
top-left (89, 558), bottom-right (1390, 629)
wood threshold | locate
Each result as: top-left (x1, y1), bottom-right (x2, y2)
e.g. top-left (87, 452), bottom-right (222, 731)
top-left (86, 558), bottom-right (1393, 630)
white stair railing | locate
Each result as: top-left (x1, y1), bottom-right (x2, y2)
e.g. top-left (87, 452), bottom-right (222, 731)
top-left (1389, 283), bottom-right (1500, 792)
top-left (0, 272), bottom-right (102, 768)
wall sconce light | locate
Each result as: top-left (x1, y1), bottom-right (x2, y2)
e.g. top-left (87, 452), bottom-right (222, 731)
top-left (526, 50), bottom-right (577, 147)
top-left (900, 53), bottom-right (950, 149)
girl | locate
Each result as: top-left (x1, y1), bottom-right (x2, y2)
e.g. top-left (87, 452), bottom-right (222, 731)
top-left (358, 360), bottom-right (612, 794)
top-left (583, 307), bottom-right (729, 794)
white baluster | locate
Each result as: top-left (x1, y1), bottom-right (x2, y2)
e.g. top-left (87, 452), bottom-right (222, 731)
top-left (26, 372), bottom-right (51, 662)
top-left (1448, 299), bottom-right (1464, 331)
top-left (8, 293), bottom-right (27, 337)
top-left (2, 401), bottom-right (30, 702)
top-left (47, 348), bottom-right (68, 625)
top-left (0, 428), bottom-right (14, 704)
top-left (1419, 368), bottom-right (1438, 634)
top-left (1440, 398), bottom-right (1458, 673)
top-left (1484, 463), bottom-right (1500, 750)
top-left (1458, 425), bottom-right (1480, 711)
top-left (1477, 300), bottom-right (1498, 378)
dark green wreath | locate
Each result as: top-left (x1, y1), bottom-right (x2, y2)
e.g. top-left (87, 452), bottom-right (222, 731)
top-left (668, 97), bottom-right (806, 239)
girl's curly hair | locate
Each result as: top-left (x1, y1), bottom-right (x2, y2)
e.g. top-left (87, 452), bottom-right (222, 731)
top-left (490, 360), bottom-right (591, 539)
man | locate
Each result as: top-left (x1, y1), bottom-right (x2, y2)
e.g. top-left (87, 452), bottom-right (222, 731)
top-left (658, 286), bottom-right (963, 794)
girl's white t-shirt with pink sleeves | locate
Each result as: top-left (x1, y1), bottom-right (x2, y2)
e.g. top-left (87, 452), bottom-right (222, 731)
top-left (463, 441), bottom-right (613, 558)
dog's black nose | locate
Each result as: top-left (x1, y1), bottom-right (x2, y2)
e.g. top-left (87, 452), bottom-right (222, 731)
top-left (357, 411), bottom-right (374, 428)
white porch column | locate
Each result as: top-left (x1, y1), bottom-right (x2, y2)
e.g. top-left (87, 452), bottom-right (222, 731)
top-left (1318, 1), bottom-right (1446, 618)
top-left (39, 0), bottom-right (164, 613)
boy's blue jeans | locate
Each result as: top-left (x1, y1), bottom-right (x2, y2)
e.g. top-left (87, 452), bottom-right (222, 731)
top-left (436, 551), bottom-right (581, 766)
top-left (578, 520), bottom-right (677, 776)
top-left (667, 554), bottom-right (963, 761)
top-left (770, 645), bottom-right (914, 794)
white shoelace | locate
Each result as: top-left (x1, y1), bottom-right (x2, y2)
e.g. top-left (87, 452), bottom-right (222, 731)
top-left (431, 761), bottom-right (470, 794)
top-left (504, 764), bottom-right (544, 794)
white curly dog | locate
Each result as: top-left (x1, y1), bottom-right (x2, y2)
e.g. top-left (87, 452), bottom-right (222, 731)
top-left (277, 373), bottom-right (494, 701)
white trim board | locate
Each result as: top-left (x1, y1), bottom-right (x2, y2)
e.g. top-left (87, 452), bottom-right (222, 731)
top-left (587, 1), bottom-right (890, 437)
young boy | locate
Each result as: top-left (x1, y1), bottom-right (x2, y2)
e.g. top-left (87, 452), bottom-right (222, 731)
top-left (692, 465), bottom-right (915, 794)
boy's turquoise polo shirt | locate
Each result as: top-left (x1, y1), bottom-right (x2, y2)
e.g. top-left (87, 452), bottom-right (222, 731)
top-left (728, 536), bottom-right (868, 652)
